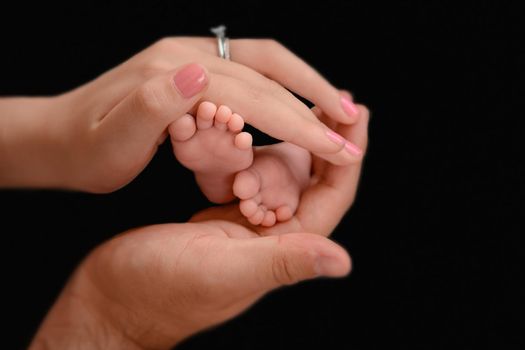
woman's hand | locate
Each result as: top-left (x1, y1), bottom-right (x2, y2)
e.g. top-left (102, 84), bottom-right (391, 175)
top-left (29, 102), bottom-right (368, 350)
top-left (0, 63), bottom-right (208, 192)
top-left (0, 38), bottom-right (361, 192)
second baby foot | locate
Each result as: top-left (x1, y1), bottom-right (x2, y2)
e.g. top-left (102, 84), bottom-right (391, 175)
top-left (170, 101), bottom-right (253, 203)
top-left (233, 142), bottom-right (311, 227)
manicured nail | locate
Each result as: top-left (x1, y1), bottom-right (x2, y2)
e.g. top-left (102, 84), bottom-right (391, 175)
top-left (341, 96), bottom-right (359, 117)
top-left (173, 63), bottom-right (208, 98)
top-left (345, 141), bottom-right (363, 156)
top-left (326, 130), bottom-right (346, 146)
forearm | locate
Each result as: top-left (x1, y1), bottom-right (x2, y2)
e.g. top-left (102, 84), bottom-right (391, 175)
top-left (0, 97), bottom-right (68, 188)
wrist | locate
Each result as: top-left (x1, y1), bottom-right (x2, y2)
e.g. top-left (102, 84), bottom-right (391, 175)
top-left (79, 242), bottom-right (187, 350)
top-left (29, 264), bottom-right (145, 350)
top-left (31, 240), bottom-right (188, 350)
top-left (0, 96), bottom-right (71, 189)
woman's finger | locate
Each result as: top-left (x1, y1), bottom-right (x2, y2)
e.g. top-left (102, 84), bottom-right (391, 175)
top-left (177, 37), bottom-right (360, 124)
top-left (93, 64), bottom-right (209, 179)
top-left (203, 73), bottom-right (362, 164)
top-left (186, 52), bottom-right (321, 124)
top-left (321, 104), bottom-right (369, 192)
top-left (146, 41), bottom-right (323, 126)
top-left (87, 42), bottom-right (323, 135)
top-left (90, 39), bottom-right (363, 165)
top-left (296, 104), bottom-right (370, 235)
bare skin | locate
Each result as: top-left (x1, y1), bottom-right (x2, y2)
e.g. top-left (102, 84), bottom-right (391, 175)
top-left (30, 103), bottom-right (369, 350)
top-left (171, 101), bottom-right (312, 226)
top-left (0, 38), bottom-right (363, 192)
top-left (170, 102), bottom-right (254, 203)
top-left (234, 143), bottom-right (311, 226)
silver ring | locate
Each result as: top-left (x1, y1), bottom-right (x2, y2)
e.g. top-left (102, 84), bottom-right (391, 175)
top-left (210, 25), bottom-right (231, 60)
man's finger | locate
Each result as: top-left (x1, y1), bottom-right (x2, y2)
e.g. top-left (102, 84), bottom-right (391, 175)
top-left (222, 233), bottom-right (351, 294)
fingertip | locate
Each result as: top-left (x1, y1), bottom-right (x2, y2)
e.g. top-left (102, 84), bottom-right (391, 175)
top-left (277, 234), bottom-right (351, 278)
top-left (356, 104), bottom-right (371, 121)
top-left (344, 141), bottom-right (363, 157)
top-left (340, 96), bottom-right (360, 122)
top-left (173, 63), bottom-right (209, 98)
top-left (339, 89), bottom-right (354, 101)
top-left (313, 150), bottom-right (358, 166)
top-left (314, 248), bottom-right (352, 278)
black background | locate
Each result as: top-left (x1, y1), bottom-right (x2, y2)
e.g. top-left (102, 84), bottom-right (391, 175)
top-left (1, 1), bottom-right (523, 349)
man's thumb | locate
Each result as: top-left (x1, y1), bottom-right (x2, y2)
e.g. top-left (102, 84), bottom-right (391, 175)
top-left (97, 63), bottom-right (208, 152)
top-left (228, 233), bottom-right (351, 293)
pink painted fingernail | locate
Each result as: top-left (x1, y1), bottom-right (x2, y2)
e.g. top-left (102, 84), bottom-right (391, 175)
top-left (341, 96), bottom-right (359, 117)
top-left (326, 130), bottom-right (346, 146)
top-left (345, 141), bottom-right (363, 156)
top-left (173, 63), bottom-right (208, 98)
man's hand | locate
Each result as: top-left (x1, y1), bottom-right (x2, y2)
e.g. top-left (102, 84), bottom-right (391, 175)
top-left (31, 222), bottom-right (350, 350)
top-left (30, 101), bottom-right (369, 350)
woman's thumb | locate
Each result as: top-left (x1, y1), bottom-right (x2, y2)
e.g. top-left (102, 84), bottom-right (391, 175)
top-left (97, 63), bottom-right (208, 152)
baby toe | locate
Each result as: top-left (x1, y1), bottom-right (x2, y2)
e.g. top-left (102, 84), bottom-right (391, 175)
top-left (215, 105), bottom-right (232, 123)
top-left (214, 105), bottom-right (232, 130)
top-left (196, 101), bottom-right (217, 129)
top-left (248, 208), bottom-right (265, 226)
top-left (169, 114), bottom-right (196, 142)
top-left (261, 210), bottom-right (277, 227)
top-left (228, 113), bottom-right (245, 132)
top-left (233, 169), bottom-right (261, 200)
top-left (276, 205), bottom-right (293, 222)
top-left (239, 199), bottom-right (259, 218)
top-left (234, 132), bottom-right (253, 150)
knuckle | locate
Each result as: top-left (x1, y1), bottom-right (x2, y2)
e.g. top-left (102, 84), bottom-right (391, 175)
top-left (270, 235), bottom-right (303, 286)
top-left (133, 82), bottom-right (166, 118)
top-left (140, 59), bottom-right (171, 78)
top-left (153, 37), bottom-right (182, 52)
top-left (262, 78), bottom-right (286, 99)
top-left (261, 38), bottom-right (282, 51)
top-left (272, 253), bottom-right (296, 285)
top-left (245, 83), bottom-right (265, 103)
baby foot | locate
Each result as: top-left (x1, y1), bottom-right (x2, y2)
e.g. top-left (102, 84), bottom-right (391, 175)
top-left (233, 143), bottom-right (311, 227)
top-left (170, 101), bottom-right (253, 203)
